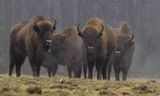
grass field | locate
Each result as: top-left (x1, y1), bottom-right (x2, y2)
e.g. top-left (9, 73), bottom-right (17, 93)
top-left (0, 75), bottom-right (160, 96)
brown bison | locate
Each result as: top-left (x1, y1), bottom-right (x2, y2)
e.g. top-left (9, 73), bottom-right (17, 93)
top-left (77, 17), bottom-right (116, 80)
top-left (42, 26), bottom-right (86, 78)
top-left (112, 22), bottom-right (135, 81)
top-left (9, 16), bottom-right (57, 77)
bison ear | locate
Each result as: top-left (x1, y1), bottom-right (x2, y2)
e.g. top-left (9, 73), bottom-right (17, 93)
top-left (129, 34), bottom-right (134, 41)
top-left (33, 23), bottom-right (39, 32)
top-left (78, 31), bottom-right (84, 38)
top-left (51, 18), bottom-right (57, 32)
top-left (77, 24), bottom-right (84, 38)
top-left (51, 18), bottom-right (57, 26)
top-left (97, 24), bottom-right (104, 38)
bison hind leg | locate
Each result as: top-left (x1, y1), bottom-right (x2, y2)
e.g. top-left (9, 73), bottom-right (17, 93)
top-left (9, 49), bottom-right (25, 77)
top-left (9, 56), bottom-right (15, 76)
top-left (15, 55), bottom-right (26, 77)
top-left (9, 47), bottom-right (17, 76)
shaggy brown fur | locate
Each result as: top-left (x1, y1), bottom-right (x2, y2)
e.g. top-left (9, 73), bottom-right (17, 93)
top-left (114, 21), bottom-right (133, 39)
top-left (77, 17), bottom-right (116, 80)
top-left (9, 16), bottom-right (56, 77)
top-left (112, 21), bottom-right (135, 81)
top-left (42, 26), bottom-right (85, 78)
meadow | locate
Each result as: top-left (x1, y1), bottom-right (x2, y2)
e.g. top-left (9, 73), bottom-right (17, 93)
top-left (0, 75), bottom-right (160, 96)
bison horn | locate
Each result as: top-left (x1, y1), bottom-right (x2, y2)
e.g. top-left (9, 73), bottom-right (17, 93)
top-left (77, 24), bottom-right (83, 38)
top-left (50, 18), bottom-right (57, 31)
top-left (130, 34), bottom-right (134, 41)
top-left (33, 22), bottom-right (39, 32)
top-left (97, 24), bottom-right (104, 38)
top-left (100, 24), bottom-right (104, 33)
top-left (51, 18), bottom-right (57, 26)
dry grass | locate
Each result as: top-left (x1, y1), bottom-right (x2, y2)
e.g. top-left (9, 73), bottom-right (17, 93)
top-left (0, 75), bottom-right (160, 96)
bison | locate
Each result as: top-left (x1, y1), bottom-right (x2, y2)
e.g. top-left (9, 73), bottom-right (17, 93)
top-left (42, 26), bottom-right (86, 78)
top-left (9, 16), bottom-right (57, 77)
top-left (77, 17), bottom-right (116, 80)
top-left (112, 22), bottom-right (135, 81)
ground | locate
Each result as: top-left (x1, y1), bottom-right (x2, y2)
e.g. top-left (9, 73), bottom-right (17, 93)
top-left (0, 75), bottom-right (160, 96)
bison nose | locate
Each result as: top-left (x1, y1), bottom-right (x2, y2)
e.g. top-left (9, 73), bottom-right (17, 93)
top-left (87, 46), bottom-right (95, 53)
top-left (46, 39), bottom-right (52, 43)
top-left (45, 39), bottom-right (52, 53)
top-left (88, 46), bottom-right (94, 50)
top-left (115, 50), bottom-right (121, 55)
top-left (46, 39), bottom-right (52, 46)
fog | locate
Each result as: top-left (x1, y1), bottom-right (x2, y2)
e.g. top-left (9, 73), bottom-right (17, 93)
top-left (0, 0), bottom-right (160, 78)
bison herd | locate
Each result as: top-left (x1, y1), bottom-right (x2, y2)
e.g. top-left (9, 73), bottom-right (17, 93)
top-left (9, 16), bottom-right (135, 81)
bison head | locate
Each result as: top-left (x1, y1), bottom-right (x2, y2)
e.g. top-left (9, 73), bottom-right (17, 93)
top-left (33, 19), bottom-right (57, 52)
top-left (77, 24), bottom-right (104, 53)
top-left (115, 34), bottom-right (134, 56)
top-left (50, 33), bottom-right (66, 55)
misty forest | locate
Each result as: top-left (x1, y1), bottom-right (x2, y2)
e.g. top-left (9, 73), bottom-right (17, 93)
top-left (0, 0), bottom-right (160, 78)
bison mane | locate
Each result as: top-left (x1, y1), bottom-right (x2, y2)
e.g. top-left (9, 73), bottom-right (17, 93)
top-left (119, 22), bottom-right (132, 35)
top-left (84, 17), bottom-right (104, 34)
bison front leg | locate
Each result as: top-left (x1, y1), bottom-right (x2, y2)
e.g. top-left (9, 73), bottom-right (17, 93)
top-left (83, 63), bottom-right (87, 79)
top-left (122, 67), bottom-right (128, 81)
top-left (96, 58), bottom-right (105, 80)
top-left (73, 63), bottom-right (82, 78)
top-left (29, 58), bottom-right (41, 77)
top-left (30, 64), bottom-right (40, 77)
top-left (87, 61), bottom-right (94, 79)
top-left (107, 63), bottom-right (112, 80)
top-left (103, 57), bottom-right (110, 80)
top-left (113, 64), bottom-right (120, 81)
top-left (47, 68), bottom-right (52, 77)
top-left (102, 63), bottom-right (107, 80)
top-left (15, 64), bottom-right (22, 77)
top-left (67, 65), bottom-right (72, 78)
top-left (83, 52), bottom-right (88, 79)
top-left (51, 63), bottom-right (58, 77)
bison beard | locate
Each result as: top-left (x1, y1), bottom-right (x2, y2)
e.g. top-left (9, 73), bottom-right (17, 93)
top-left (77, 17), bottom-right (116, 80)
top-left (9, 16), bottom-right (56, 77)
